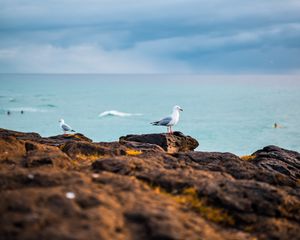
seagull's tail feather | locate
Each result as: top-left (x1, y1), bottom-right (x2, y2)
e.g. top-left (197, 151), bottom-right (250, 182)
top-left (71, 130), bottom-right (75, 132)
top-left (151, 121), bottom-right (159, 125)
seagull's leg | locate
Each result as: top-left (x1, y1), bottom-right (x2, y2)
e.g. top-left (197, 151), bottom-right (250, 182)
top-left (170, 126), bottom-right (173, 134)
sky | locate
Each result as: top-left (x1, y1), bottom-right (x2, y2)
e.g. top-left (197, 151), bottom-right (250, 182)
top-left (0, 0), bottom-right (300, 74)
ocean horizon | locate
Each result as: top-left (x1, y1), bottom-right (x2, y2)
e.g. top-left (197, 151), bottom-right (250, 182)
top-left (1, 73), bottom-right (300, 155)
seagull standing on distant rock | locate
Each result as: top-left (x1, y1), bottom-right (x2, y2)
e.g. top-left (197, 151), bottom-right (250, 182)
top-left (59, 119), bottom-right (75, 135)
top-left (151, 105), bottom-right (183, 134)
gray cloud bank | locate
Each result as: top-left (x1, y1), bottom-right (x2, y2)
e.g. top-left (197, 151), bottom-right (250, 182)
top-left (0, 0), bottom-right (300, 73)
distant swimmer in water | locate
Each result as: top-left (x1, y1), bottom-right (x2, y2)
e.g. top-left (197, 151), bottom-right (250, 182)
top-left (7, 111), bottom-right (11, 115)
top-left (273, 123), bottom-right (283, 128)
top-left (21, 110), bottom-right (24, 114)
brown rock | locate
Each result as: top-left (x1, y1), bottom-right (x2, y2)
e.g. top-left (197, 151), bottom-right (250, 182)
top-left (92, 150), bottom-right (300, 239)
top-left (48, 133), bottom-right (93, 143)
top-left (250, 145), bottom-right (300, 180)
top-left (120, 131), bottom-right (199, 153)
top-left (175, 151), bottom-right (297, 187)
top-left (37, 133), bottom-right (93, 147)
top-left (61, 141), bottom-right (127, 161)
top-left (24, 141), bottom-right (73, 169)
top-left (120, 140), bottom-right (165, 153)
top-left (0, 128), bottom-right (299, 240)
top-left (0, 136), bottom-right (26, 164)
top-left (0, 128), bottom-right (41, 141)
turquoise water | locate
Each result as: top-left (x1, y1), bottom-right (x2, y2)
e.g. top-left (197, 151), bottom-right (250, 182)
top-left (1, 74), bottom-right (300, 155)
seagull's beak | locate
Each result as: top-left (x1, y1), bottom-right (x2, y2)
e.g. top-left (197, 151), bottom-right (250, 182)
top-left (180, 108), bottom-right (183, 111)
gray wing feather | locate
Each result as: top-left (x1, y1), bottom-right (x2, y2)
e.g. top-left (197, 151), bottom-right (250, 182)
top-left (158, 117), bottom-right (172, 126)
top-left (62, 124), bottom-right (71, 131)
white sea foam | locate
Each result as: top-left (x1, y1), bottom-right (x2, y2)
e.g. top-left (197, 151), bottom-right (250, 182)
top-left (98, 110), bottom-right (142, 118)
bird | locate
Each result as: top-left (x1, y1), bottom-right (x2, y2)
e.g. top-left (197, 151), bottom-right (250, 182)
top-left (59, 119), bottom-right (75, 135)
top-left (151, 105), bottom-right (183, 134)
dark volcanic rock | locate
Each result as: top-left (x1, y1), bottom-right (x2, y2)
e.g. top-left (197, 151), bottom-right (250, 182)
top-left (24, 141), bottom-right (73, 169)
top-left (38, 133), bottom-right (93, 147)
top-left (0, 128), bottom-right (41, 141)
top-left (0, 128), bottom-right (300, 240)
top-left (61, 141), bottom-right (127, 161)
top-left (92, 149), bottom-right (300, 239)
top-left (120, 131), bottom-right (199, 153)
top-left (48, 133), bottom-right (93, 143)
top-left (0, 136), bottom-right (26, 164)
top-left (175, 151), bottom-right (297, 187)
top-left (250, 145), bottom-right (300, 180)
top-left (120, 140), bottom-right (165, 153)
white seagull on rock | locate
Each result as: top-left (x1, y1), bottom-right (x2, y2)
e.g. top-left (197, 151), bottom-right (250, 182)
top-left (151, 105), bottom-right (183, 134)
top-left (59, 119), bottom-right (75, 134)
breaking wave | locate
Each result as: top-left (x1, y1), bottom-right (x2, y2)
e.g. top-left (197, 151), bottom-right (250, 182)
top-left (98, 110), bottom-right (142, 118)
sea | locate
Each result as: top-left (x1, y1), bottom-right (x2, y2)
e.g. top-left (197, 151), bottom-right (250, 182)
top-left (1, 74), bottom-right (300, 156)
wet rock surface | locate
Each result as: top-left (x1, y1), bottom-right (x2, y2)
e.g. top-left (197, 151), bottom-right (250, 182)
top-left (0, 128), bottom-right (299, 240)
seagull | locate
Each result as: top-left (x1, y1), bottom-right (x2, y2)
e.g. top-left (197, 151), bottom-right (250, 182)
top-left (151, 105), bottom-right (183, 134)
top-left (59, 119), bottom-right (75, 135)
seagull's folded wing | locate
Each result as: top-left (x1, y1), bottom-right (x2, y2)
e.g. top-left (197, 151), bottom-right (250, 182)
top-left (62, 124), bottom-right (71, 131)
top-left (158, 116), bottom-right (172, 126)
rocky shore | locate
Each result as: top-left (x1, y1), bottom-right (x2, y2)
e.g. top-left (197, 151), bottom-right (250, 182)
top-left (0, 128), bottom-right (299, 240)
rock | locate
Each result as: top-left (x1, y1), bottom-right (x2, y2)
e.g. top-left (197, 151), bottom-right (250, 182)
top-left (61, 141), bottom-right (127, 163)
top-left (0, 128), bottom-right (41, 141)
top-left (120, 140), bottom-right (165, 153)
top-left (92, 150), bottom-right (300, 239)
top-left (250, 145), bottom-right (300, 180)
top-left (38, 133), bottom-right (93, 147)
top-left (0, 128), bottom-right (299, 240)
top-left (175, 151), bottom-right (297, 187)
top-left (24, 141), bottom-right (73, 169)
top-left (0, 136), bottom-right (26, 164)
top-left (120, 131), bottom-right (199, 153)
top-left (48, 133), bottom-right (93, 143)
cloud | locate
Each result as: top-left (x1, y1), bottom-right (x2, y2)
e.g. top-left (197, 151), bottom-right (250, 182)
top-left (0, 0), bottom-right (300, 73)
top-left (1, 0), bottom-right (299, 30)
top-left (133, 23), bottom-right (300, 54)
top-left (0, 44), bottom-right (192, 73)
